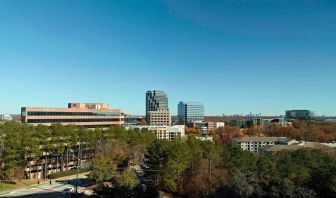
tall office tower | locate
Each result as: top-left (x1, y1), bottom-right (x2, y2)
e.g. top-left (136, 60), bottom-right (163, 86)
top-left (146, 90), bottom-right (171, 125)
top-left (178, 102), bottom-right (204, 125)
top-left (146, 90), bottom-right (168, 112)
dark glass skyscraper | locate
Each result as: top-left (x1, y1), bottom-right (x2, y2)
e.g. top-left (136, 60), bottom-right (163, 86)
top-left (178, 102), bottom-right (204, 125)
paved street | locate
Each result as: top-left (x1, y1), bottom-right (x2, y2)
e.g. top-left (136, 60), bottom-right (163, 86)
top-left (0, 174), bottom-right (93, 198)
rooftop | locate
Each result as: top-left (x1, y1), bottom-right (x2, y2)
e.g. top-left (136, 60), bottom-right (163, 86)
top-left (233, 136), bottom-right (292, 142)
top-left (261, 142), bottom-right (331, 152)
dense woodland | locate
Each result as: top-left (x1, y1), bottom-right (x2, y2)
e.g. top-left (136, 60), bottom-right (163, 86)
top-left (94, 133), bottom-right (336, 198)
top-left (207, 121), bottom-right (336, 144)
top-left (0, 121), bottom-right (335, 197)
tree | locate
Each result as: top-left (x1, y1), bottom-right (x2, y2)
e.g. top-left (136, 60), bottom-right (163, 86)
top-left (143, 140), bottom-right (170, 185)
top-left (229, 168), bottom-right (261, 198)
top-left (115, 168), bottom-right (139, 189)
top-left (185, 127), bottom-right (197, 134)
top-left (213, 126), bottom-right (241, 144)
top-left (162, 140), bottom-right (192, 192)
top-left (246, 125), bottom-right (263, 137)
top-left (90, 154), bottom-right (117, 183)
top-left (1, 122), bottom-right (21, 179)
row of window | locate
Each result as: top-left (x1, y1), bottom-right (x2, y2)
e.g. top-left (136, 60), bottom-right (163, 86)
top-left (27, 111), bottom-right (121, 116)
top-left (27, 118), bottom-right (122, 123)
top-left (81, 124), bottom-right (116, 128)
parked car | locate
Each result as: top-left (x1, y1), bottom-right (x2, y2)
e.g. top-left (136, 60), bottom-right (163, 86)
top-left (62, 187), bottom-right (74, 194)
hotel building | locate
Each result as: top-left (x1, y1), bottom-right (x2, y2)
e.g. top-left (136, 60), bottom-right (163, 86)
top-left (21, 103), bottom-right (124, 127)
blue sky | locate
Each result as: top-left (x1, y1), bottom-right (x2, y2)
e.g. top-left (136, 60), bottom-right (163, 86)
top-left (0, 0), bottom-right (335, 116)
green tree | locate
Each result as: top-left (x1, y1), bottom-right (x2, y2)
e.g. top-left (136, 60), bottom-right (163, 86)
top-left (90, 154), bottom-right (117, 183)
top-left (143, 140), bottom-right (170, 184)
top-left (115, 168), bottom-right (139, 189)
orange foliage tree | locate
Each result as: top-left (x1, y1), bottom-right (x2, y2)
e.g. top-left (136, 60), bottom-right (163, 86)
top-left (213, 126), bottom-right (242, 144)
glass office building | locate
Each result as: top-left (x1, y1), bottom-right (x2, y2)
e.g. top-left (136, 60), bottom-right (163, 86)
top-left (146, 90), bottom-right (171, 125)
top-left (285, 110), bottom-right (313, 120)
top-left (178, 102), bottom-right (204, 125)
top-left (146, 90), bottom-right (168, 112)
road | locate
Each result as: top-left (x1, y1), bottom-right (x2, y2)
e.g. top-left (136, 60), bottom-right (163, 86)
top-left (0, 174), bottom-right (93, 198)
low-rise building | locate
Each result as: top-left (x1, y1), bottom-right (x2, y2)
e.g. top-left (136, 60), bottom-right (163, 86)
top-left (126, 125), bottom-right (185, 141)
top-left (21, 103), bottom-right (124, 127)
top-left (0, 114), bottom-right (13, 121)
top-left (286, 110), bottom-right (313, 120)
top-left (207, 121), bottom-right (225, 130)
top-left (124, 114), bottom-right (143, 126)
top-left (245, 117), bottom-right (286, 128)
top-left (232, 137), bottom-right (296, 153)
top-left (189, 121), bottom-right (208, 135)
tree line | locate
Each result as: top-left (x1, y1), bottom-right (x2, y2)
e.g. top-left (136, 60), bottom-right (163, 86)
top-left (88, 124), bottom-right (336, 198)
top-left (209, 121), bottom-right (336, 144)
top-left (1, 121), bottom-right (335, 198)
top-left (0, 121), bottom-right (147, 180)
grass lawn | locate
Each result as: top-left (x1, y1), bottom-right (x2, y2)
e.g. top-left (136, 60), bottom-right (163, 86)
top-left (0, 179), bottom-right (43, 191)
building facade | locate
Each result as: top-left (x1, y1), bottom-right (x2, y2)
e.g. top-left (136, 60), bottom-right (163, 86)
top-left (232, 137), bottom-right (296, 153)
top-left (21, 103), bottom-right (124, 127)
top-left (146, 90), bottom-right (168, 113)
top-left (124, 114), bottom-right (143, 126)
top-left (146, 90), bottom-right (171, 125)
top-left (286, 110), bottom-right (313, 120)
top-left (0, 114), bottom-right (13, 121)
top-left (207, 121), bottom-right (225, 130)
top-left (126, 125), bottom-right (185, 141)
top-left (147, 109), bottom-right (171, 126)
top-left (244, 117), bottom-right (286, 128)
top-left (178, 102), bottom-right (204, 125)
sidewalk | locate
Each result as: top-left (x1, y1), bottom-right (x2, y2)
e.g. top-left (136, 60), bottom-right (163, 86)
top-left (0, 180), bottom-right (49, 196)
top-left (0, 172), bottom-right (91, 197)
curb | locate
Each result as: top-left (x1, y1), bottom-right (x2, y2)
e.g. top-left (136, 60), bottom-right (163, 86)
top-left (0, 172), bottom-right (90, 197)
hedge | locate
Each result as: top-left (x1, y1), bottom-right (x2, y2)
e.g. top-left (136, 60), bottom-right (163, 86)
top-left (48, 168), bottom-right (91, 179)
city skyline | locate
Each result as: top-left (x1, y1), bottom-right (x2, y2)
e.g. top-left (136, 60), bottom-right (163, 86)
top-left (0, 1), bottom-right (335, 116)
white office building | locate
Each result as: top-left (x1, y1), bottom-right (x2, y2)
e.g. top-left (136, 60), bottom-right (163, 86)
top-left (0, 114), bottom-right (12, 121)
top-left (127, 125), bottom-right (185, 141)
top-left (232, 137), bottom-right (296, 153)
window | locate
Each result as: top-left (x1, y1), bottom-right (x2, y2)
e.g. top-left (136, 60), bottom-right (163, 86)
top-left (27, 111), bottom-right (121, 116)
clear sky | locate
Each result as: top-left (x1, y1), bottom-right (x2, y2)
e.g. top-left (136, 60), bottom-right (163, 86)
top-left (0, 0), bottom-right (335, 116)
